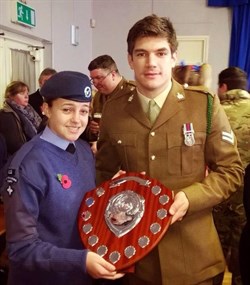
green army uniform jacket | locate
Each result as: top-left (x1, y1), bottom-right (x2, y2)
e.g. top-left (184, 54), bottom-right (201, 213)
top-left (92, 77), bottom-right (136, 114)
top-left (96, 79), bottom-right (243, 285)
top-left (83, 77), bottom-right (135, 142)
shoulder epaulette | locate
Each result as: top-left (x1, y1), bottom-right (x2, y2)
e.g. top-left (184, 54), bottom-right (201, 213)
top-left (127, 80), bottom-right (136, 86)
top-left (184, 85), bottom-right (214, 135)
top-left (184, 85), bottom-right (215, 97)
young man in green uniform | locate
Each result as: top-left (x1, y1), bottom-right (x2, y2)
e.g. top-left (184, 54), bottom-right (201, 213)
top-left (95, 15), bottom-right (243, 285)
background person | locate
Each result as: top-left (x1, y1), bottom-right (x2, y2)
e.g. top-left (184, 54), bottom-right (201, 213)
top-left (0, 81), bottom-right (42, 156)
top-left (239, 164), bottom-right (250, 285)
top-left (95, 14), bottom-right (243, 285)
top-left (213, 66), bottom-right (250, 285)
top-left (1, 71), bottom-right (124, 285)
top-left (83, 55), bottom-right (135, 154)
top-left (29, 67), bottom-right (57, 118)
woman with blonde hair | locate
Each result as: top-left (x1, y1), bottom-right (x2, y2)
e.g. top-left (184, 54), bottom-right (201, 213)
top-left (0, 81), bottom-right (41, 156)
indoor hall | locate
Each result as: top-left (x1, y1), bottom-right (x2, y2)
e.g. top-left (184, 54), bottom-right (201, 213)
top-left (0, 1), bottom-right (249, 285)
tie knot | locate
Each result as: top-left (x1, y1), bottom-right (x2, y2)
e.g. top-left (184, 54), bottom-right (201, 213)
top-left (149, 99), bottom-right (157, 107)
top-left (66, 143), bottom-right (76, 154)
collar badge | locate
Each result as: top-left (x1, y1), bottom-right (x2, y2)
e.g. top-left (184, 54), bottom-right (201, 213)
top-left (176, 92), bottom-right (185, 100)
top-left (128, 95), bottom-right (134, 102)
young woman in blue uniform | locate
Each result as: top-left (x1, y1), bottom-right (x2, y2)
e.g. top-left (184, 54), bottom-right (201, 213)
top-left (1, 71), bottom-right (124, 285)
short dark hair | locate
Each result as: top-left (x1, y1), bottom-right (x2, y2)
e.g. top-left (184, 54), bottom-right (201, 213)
top-left (218, 67), bottom-right (248, 91)
top-left (127, 14), bottom-right (178, 56)
top-left (88, 55), bottom-right (119, 73)
top-left (39, 68), bottom-right (57, 81)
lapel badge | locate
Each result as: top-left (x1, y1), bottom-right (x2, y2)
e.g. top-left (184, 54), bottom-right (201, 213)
top-left (183, 123), bottom-right (195, 146)
top-left (176, 92), bottom-right (185, 101)
top-left (128, 94), bottom-right (134, 102)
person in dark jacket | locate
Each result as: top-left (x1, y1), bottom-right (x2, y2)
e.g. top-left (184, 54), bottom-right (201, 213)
top-left (239, 164), bottom-right (250, 285)
top-left (29, 67), bottom-right (57, 117)
top-left (0, 81), bottom-right (42, 156)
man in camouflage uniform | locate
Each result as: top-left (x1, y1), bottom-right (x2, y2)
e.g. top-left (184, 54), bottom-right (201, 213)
top-left (213, 67), bottom-right (250, 285)
top-left (83, 55), bottom-right (135, 154)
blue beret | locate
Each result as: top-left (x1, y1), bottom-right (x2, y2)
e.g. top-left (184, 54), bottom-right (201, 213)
top-left (40, 71), bottom-right (92, 102)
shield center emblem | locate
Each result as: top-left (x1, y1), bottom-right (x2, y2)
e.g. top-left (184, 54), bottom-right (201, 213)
top-left (105, 190), bottom-right (145, 238)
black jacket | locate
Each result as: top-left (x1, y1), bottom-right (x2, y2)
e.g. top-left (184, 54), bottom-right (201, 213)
top-left (29, 89), bottom-right (44, 118)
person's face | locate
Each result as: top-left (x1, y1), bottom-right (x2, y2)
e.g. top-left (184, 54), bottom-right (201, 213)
top-left (39, 74), bottom-right (54, 87)
top-left (128, 36), bottom-right (177, 98)
top-left (89, 68), bottom-right (115, 94)
top-left (44, 98), bottom-right (90, 142)
top-left (12, 87), bottom-right (29, 107)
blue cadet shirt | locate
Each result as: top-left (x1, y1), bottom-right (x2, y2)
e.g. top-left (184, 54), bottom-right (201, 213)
top-left (2, 127), bottom-right (96, 285)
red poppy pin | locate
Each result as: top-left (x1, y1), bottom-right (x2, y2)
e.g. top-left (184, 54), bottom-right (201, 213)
top-left (57, 174), bottom-right (72, 189)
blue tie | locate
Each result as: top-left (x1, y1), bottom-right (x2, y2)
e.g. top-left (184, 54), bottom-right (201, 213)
top-left (66, 143), bottom-right (75, 154)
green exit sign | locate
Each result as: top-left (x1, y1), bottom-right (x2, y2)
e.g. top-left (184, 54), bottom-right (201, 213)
top-left (14, 1), bottom-right (36, 27)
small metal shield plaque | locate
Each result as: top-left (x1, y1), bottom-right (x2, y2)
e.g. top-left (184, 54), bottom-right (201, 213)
top-left (78, 172), bottom-right (173, 271)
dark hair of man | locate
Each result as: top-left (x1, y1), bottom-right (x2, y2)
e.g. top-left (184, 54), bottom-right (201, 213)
top-left (39, 68), bottom-right (57, 81)
top-left (88, 55), bottom-right (119, 73)
top-left (127, 14), bottom-right (178, 56)
top-left (218, 67), bottom-right (248, 91)
top-left (5, 81), bottom-right (29, 99)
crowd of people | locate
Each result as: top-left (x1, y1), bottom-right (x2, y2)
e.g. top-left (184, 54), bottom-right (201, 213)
top-left (0, 13), bottom-right (249, 285)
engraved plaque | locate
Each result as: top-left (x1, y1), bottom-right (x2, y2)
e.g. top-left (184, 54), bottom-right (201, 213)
top-left (96, 187), bottom-right (105, 197)
top-left (88, 235), bottom-right (99, 246)
top-left (138, 235), bottom-right (150, 248)
top-left (81, 211), bottom-right (91, 221)
top-left (97, 245), bottom-right (108, 257)
top-left (124, 246), bottom-right (136, 259)
top-left (86, 197), bottom-right (95, 207)
top-left (159, 194), bottom-right (169, 205)
top-left (82, 223), bottom-right (92, 234)
top-left (151, 185), bottom-right (161, 195)
top-left (157, 208), bottom-right (168, 220)
top-left (109, 251), bottom-right (121, 264)
top-left (150, 223), bottom-right (161, 234)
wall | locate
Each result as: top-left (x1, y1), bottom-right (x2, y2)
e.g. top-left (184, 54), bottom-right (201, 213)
top-left (0, 0), bottom-right (231, 93)
top-left (91, 0), bottom-right (232, 92)
top-left (50, 0), bottom-right (92, 73)
top-left (0, 0), bottom-right (93, 82)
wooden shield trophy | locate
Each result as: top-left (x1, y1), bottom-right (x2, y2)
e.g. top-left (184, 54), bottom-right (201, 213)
top-left (78, 172), bottom-right (173, 271)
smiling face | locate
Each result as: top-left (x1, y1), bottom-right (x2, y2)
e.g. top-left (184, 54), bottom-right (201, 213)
top-left (44, 98), bottom-right (90, 142)
top-left (128, 36), bottom-right (177, 98)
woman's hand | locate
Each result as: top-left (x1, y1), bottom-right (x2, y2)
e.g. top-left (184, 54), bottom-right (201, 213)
top-left (86, 251), bottom-right (125, 280)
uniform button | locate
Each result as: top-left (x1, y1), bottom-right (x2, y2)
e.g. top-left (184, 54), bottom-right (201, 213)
top-left (151, 155), bottom-right (156, 160)
top-left (117, 140), bottom-right (122, 144)
top-left (150, 132), bottom-right (155, 136)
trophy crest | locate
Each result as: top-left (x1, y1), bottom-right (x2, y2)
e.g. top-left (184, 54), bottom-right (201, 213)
top-left (78, 172), bottom-right (173, 270)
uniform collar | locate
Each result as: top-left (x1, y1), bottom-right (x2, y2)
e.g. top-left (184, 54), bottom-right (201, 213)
top-left (40, 126), bottom-right (74, 151)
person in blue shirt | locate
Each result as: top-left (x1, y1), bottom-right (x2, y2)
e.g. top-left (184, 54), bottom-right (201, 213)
top-left (1, 71), bottom-right (124, 285)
